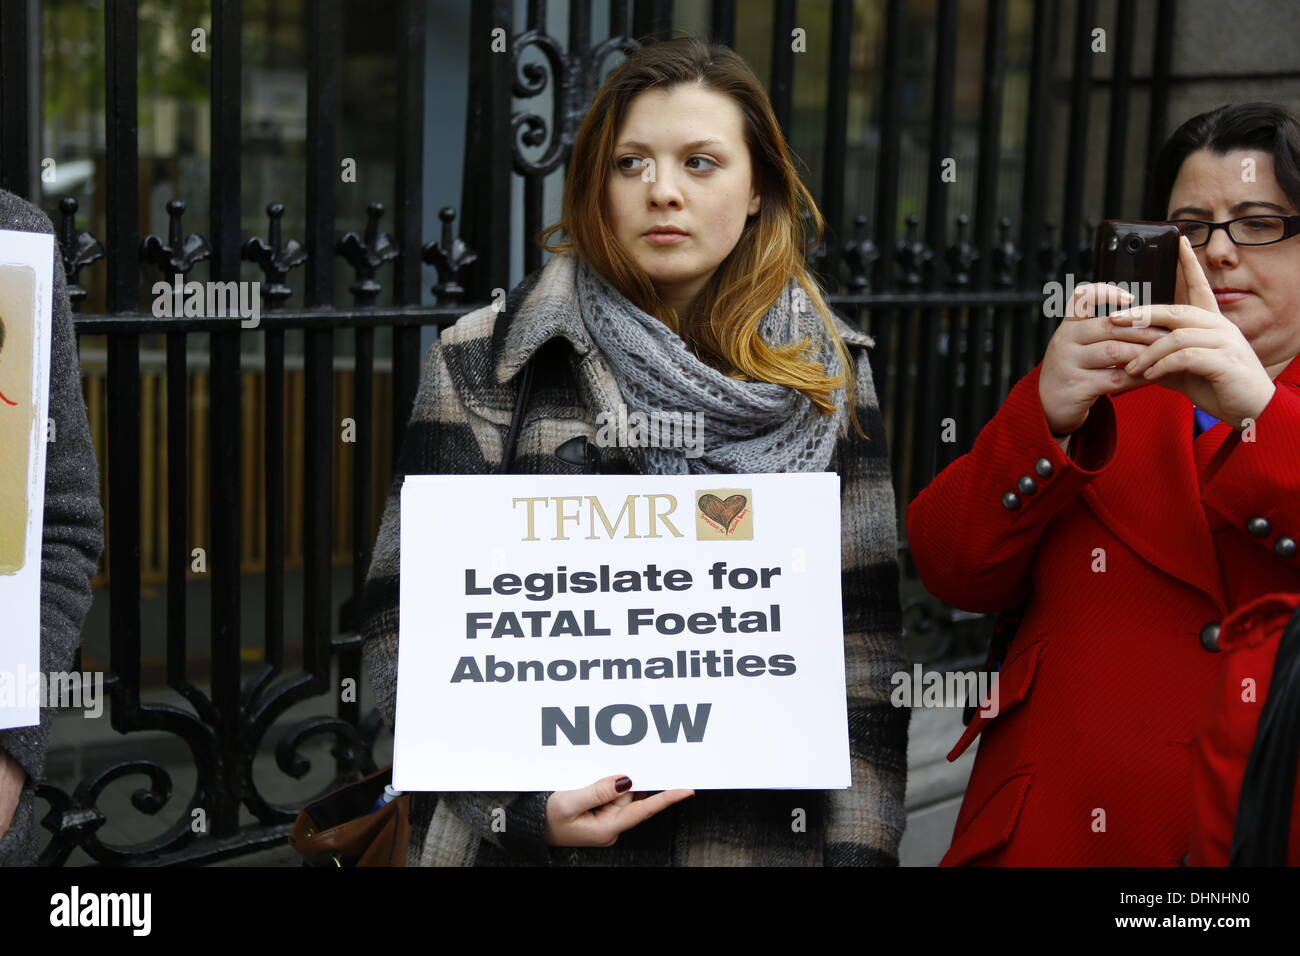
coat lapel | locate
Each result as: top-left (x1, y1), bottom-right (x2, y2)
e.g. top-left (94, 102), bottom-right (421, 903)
top-left (438, 253), bottom-right (594, 425)
top-left (1193, 421), bottom-right (1232, 486)
top-left (1080, 384), bottom-right (1226, 610)
top-left (493, 251), bottom-right (592, 385)
top-left (1080, 354), bottom-right (1300, 611)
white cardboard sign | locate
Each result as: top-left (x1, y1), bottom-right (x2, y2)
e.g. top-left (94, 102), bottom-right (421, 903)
top-left (0, 230), bottom-right (55, 731)
top-left (392, 473), bottom-right (849, 792)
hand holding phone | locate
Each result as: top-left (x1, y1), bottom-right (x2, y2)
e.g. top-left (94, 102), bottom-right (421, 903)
top-left (1103, 234), bottom-right (1278, 427)
top-left (1035, 224), bottom-right (1181, 434)
top-left (1079, 220), bottom-right (1183, 398)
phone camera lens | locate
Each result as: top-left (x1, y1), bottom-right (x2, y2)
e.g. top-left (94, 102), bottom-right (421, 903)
top-left (1124, 234), bottom-right (1145, 254)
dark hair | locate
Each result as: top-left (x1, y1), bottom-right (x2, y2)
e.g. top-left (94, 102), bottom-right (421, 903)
top-left (1144, 101), bottom-right (1300, 219)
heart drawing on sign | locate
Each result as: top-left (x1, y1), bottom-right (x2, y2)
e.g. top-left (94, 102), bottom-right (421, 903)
top-left (698, 494), bottom-right (747, 533)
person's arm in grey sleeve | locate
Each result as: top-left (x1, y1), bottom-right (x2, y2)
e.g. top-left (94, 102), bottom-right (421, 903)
top-left (0, 194), bottom-right (105, 862)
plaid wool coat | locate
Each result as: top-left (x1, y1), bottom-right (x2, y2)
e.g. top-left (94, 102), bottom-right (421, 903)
top-left (360, 250), bottom-right (909, 866)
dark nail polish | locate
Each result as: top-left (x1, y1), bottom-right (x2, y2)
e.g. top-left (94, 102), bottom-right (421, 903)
top-left (615, 776), bottom-right (632, 793)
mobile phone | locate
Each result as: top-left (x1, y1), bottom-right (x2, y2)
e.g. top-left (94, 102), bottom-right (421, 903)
top-left (1091, 220), bottom-right (1182, 397)
top-left (1092, 220), bottom-right (1181, 311)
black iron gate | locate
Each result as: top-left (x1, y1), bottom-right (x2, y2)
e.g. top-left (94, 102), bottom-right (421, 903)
top-left (0, 0), bottom-right (1178, 864)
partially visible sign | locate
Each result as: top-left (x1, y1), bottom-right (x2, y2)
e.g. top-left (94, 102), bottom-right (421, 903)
top-left (393, 473), bottom-right (849, 792)
top-left (0, 230), bottom-right (54, 731)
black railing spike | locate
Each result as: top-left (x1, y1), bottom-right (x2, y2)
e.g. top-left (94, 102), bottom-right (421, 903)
top-left (842, 214), bottom-right (878, 293)
top-left (57, 197), bottom-right (104, 310)
top-left (896, 215), bottom-right (932, 291)
top-left (422, 206), bottom-right (478, 305)
top-left (141, 198), bottom-right (212, 281)
top-left (992, 217), bottom-right (1021, 289)
top-left (947, 213), bottom-right (976, 290)
top-left (337, 202), bottom-right (399, 307)
top-left (241, 202), bottom-right (308, 308)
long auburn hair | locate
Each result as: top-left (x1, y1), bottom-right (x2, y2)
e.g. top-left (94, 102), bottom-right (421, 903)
top-left (538, 34), bottom-right (863, 433)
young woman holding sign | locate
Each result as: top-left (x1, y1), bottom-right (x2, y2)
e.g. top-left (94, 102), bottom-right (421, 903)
top-left (360, 35), bottom-right (908, 865)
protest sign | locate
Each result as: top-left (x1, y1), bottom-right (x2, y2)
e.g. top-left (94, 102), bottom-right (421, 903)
top-left (0, 230), bottom-right (55, 731)
top-left (392, 472), bottom-right (849, 792)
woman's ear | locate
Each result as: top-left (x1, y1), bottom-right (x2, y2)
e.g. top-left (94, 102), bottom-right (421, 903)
top-left (748, 191), bottom-right (761, 217)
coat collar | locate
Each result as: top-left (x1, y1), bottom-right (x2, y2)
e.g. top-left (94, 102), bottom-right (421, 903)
top-left (488, 250), bottom-right (876, 386)
top-left (491, 251), bottom-right (594, 386)
top-left (1081, 353), bottom-right (1300, 611)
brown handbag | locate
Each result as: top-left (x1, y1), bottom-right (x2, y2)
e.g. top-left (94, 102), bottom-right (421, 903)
top-left (288, 765), bottom-right (411, 867)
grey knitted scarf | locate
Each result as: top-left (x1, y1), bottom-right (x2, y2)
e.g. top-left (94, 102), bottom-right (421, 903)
top-left (575, 255), bottom-right (843, 475)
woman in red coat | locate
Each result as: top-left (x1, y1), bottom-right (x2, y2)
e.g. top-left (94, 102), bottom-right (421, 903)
top-left (907, 101), bottom-right (1300, 866)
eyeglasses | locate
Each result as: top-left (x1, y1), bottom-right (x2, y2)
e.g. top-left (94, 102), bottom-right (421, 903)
top-left (1169, 214), bottom-right (1300, 247)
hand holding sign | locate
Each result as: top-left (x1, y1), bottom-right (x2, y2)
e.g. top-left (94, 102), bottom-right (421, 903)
top-left (543, 775), bottom-right (694, 846)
